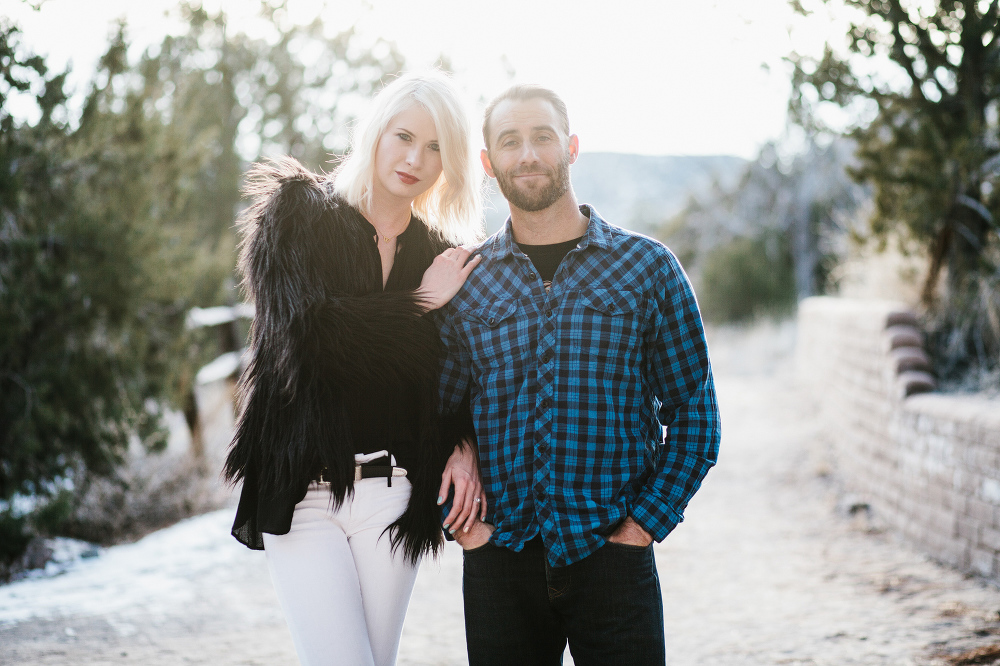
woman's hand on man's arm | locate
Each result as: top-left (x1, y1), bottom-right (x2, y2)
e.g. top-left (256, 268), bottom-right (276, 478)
top-left (418, 247), bottom-right (481, 311)
top-left (438, 437), bottom-right (487, 534)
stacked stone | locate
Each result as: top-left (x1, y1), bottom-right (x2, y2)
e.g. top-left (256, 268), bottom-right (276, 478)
top-left (798, 297), bottom-right (1000, 580)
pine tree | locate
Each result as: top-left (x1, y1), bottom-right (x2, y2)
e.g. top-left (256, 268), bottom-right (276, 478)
top-left (0, 22), bottom-right (201, 507)
top-left (789, 0), bottom-right (1000, 385)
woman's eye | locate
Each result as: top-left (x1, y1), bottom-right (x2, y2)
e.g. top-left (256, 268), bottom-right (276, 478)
top-left (397, 133), bottom-right (411, 141)
top-left (429, 143), bottom-right (440, 152)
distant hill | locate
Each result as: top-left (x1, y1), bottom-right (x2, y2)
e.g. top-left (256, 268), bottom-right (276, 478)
top-left (483, 152), bottom-right (746, 235)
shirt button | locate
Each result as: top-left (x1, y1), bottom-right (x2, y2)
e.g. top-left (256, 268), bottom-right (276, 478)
top-left (608, 303), bottom-right (616, 312)
top-left (538, 442), bottom-right (548, 453)
top-left (488, 317), bottom-right (496, 326)
top-left (541, 353), bottom-right (551, 363)
top-left (546, 310), bottom-right (553, 318)
top-left (529, 271), bottom-right (537, 280)
top-left (540, 398), bottom-right (550, 409)
top-left (538, 488), bottom-right (547, 500)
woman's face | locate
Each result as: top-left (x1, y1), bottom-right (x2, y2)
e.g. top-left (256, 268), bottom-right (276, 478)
top-left (372, 104), bottom-right (443, 205)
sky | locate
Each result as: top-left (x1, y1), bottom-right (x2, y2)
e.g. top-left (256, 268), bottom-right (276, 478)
top-left (3, 0), bottom-right (849, 158)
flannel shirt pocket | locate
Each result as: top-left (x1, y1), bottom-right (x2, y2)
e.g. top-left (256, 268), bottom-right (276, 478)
top-left (570, 289), bottom-right (645, 358)
top-left (460, 299), bottom-right (529, 376)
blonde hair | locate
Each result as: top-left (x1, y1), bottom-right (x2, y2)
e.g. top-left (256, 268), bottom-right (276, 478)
top-left (333, 72), bottom-right (483, 245)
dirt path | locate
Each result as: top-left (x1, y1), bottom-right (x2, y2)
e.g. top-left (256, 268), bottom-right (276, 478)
top-left (2, 324), bottom-right (999, 665)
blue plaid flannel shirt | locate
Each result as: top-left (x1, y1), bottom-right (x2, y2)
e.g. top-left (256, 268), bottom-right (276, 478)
top-left (438, 206), bottom-right (720, 567)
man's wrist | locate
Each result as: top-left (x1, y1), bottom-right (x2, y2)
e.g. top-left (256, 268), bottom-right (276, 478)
top-left (454, 521), bottom-right (494, 549)
top-left (608, 516), bottom-right (653, 546)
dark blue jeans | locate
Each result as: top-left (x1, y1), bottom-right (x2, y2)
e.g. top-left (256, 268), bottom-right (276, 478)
top-left (462, 536), bottom-right (665, 666)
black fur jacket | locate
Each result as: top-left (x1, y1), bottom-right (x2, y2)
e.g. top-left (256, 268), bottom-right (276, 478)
top-left (224, 157), bottom-right (463, 563)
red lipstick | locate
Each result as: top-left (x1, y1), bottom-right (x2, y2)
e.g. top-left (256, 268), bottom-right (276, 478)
top-left (396, 171), bottom-right (419, 185)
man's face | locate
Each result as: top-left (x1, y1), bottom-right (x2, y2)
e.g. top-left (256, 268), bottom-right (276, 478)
top-left (482, 98), bottom-right (577, 213)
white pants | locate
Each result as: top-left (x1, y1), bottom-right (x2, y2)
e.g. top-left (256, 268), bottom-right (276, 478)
top-left (263, 470), bottom-right (418, 666)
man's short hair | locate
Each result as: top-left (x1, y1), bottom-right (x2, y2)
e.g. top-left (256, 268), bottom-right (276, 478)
top-left (482, 84), bottom-right (570, 149)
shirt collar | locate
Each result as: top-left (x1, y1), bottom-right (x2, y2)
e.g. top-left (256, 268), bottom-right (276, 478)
top-left (483, 204), bottom-right (613, 260)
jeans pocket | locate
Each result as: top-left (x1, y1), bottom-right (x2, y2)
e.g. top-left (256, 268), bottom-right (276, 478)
top-left (604, 540), bottom-right (651, 553)
top-left (462, 541), bottom-right (493, 555)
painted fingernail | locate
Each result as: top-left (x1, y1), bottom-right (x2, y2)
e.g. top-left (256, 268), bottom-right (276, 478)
top-left (437, 496), bottom-right (444, 504)
top-left (443, 523), bottom-right (450, 529)
top-left (449, 528), bottom-right (456, 534)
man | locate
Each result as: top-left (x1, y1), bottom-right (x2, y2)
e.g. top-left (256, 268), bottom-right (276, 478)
top-left (437, 85), bottom-right (721, 665)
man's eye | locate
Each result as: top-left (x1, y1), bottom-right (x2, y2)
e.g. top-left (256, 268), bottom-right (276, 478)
top-left (536, 135), bottom-right (551, 142)
top-left (503, 140), bottom-right (517, 148)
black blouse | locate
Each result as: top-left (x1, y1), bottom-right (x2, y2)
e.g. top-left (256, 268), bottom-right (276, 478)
top-left (346, 211), bottom-right (442, 473)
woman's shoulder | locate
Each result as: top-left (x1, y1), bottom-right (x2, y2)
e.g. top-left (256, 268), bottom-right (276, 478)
top-left (240, 158), bottom-right (366, 232)
top-left (243, 157), bottom-right (326, 205)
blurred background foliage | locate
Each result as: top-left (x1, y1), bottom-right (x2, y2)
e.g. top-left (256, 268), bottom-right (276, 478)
top-left (658, 138), bottom-right (868, 323)
top-left (2, 0), bottom-right (999, 574)
top-left (0, 1), bottom-right (404, 573)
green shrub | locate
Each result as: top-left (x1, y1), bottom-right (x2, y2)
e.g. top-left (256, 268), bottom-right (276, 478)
top-left (698, 232), bottom-right (797, 323)
top-left (0, 510), bottom-right (30, 566)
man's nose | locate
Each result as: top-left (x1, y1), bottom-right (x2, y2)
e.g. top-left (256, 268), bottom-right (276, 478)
top-left (517, 143), bottom-right (539, 164)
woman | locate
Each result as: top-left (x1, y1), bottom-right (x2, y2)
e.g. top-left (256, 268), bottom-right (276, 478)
top-left (224, 72), bottom-right (485, 666)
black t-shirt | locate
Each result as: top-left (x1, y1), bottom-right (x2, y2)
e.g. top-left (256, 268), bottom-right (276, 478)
top-left (517, 236), bottom-right (585, 290)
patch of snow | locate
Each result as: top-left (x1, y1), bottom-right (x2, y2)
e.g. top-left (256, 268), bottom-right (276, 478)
top-left (15, 537), bottom-right (102, 582)
top-left (0, 509), bottom-right (242, 626)
top-left (185, 304), bottom-right (253, 329)
top-left (195, 351), bottom-right (243, 385)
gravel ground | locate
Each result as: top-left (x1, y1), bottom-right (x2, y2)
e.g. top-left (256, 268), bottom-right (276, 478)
top-left (2, 322), bottom-right (999, 665)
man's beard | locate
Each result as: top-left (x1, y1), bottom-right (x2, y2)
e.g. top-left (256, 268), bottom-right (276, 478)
top-left (493, 154), bottom-right (571, 212)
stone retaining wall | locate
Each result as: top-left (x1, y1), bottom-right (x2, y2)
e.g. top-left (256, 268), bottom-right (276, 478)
top-left (797, 297), bottom-right (1000, 578)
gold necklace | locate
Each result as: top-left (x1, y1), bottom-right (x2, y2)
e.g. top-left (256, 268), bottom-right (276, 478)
top-left (374, 219), bottom-right (410, 245)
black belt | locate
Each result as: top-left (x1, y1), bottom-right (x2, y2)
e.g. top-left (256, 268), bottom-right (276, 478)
top-left (315, 457), bottom-right (407, 487)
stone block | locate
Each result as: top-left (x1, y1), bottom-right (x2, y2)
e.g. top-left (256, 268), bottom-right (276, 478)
top-left (935, 540), bottom-right (967, 568)
top-left (884, 325), bottom-right (923, 351)
top-left (979, 526), bottom-right (1000, 552)
top-left (956, 517), bottom-right (980, 542)
top-left (982, 478), bottom-right (1000, 504)
top-left (898, 371), bottom-right (936, 398)
top-left (970, 547), bottom-right (996, 577)
top-left (885, 311), bottom-right (919, 327)
top-left (966, 498), bottom-right (997, 525)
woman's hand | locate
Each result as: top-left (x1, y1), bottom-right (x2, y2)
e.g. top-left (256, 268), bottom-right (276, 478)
top-left (418, 247), bottom-right (482, 311)
top-left (438, 438), bottom-right (487, 535)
